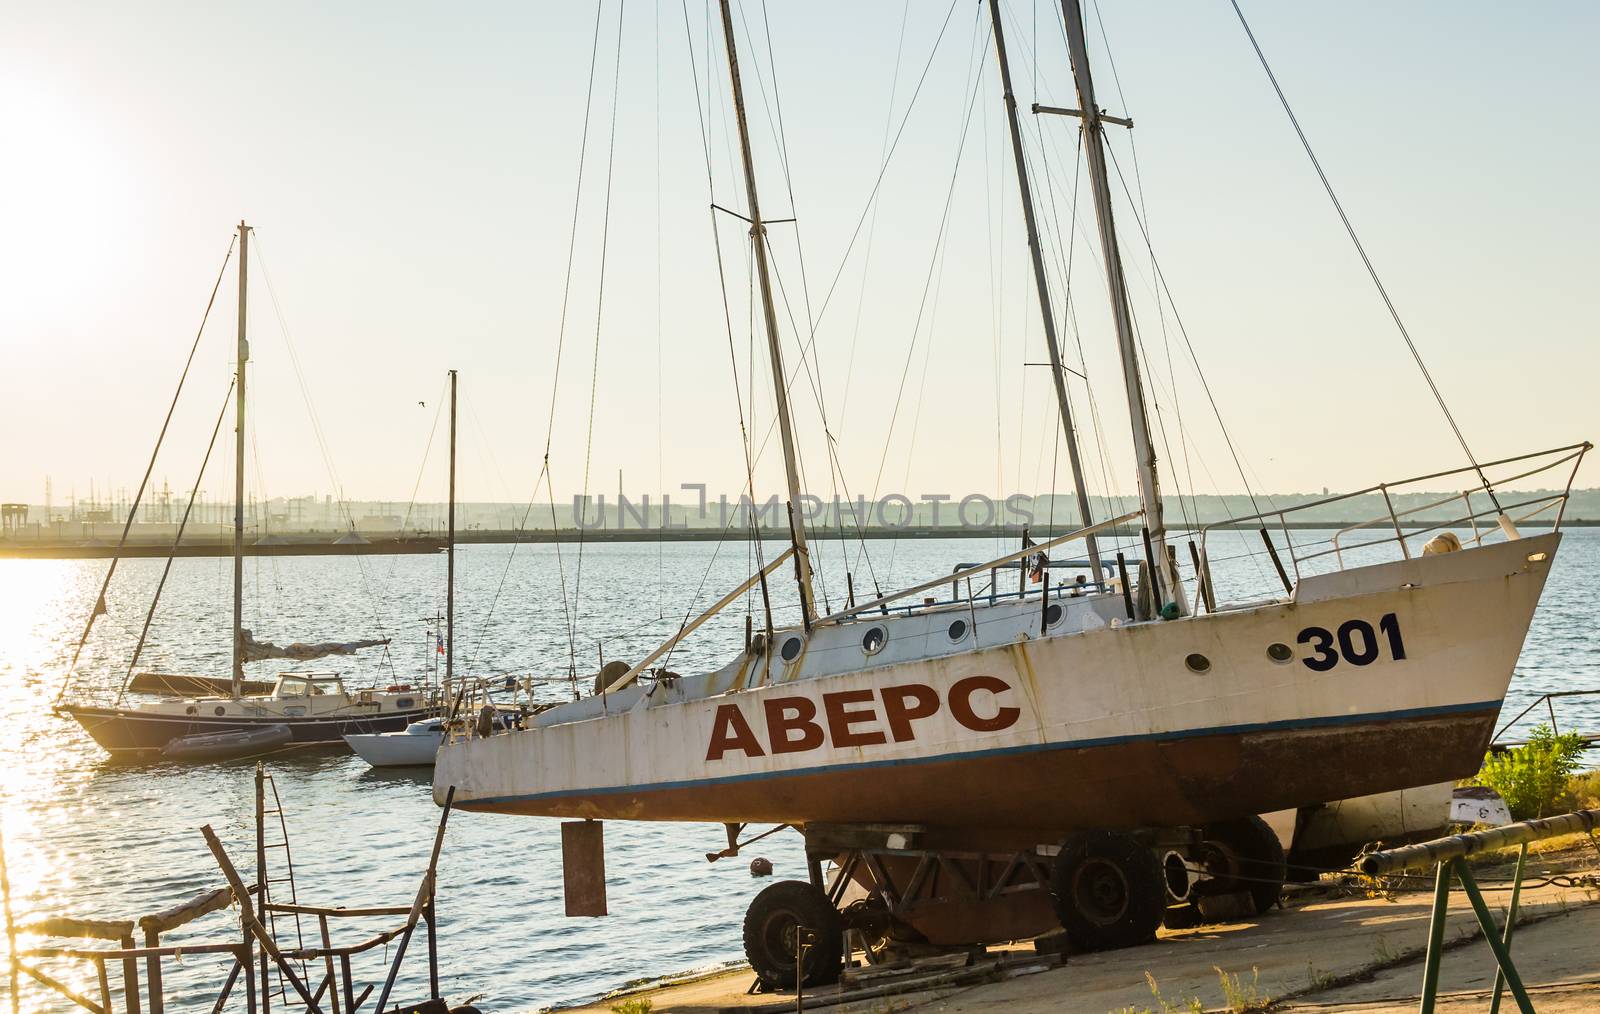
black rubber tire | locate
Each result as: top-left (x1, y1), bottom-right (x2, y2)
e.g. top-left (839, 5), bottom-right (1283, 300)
top-left (1201, 815), bottom-right (1286, 916)
top-left (742, 880), bottom-right (844, 990)
top-left (1051, 831), bottom-right (1166, 952)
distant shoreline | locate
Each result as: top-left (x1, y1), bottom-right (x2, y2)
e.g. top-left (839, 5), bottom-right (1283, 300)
top-left (1, 519), bottom-right (1591, 559)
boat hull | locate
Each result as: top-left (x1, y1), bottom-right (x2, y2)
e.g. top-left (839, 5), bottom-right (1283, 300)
top-left (436, 534), bottom-right (1556, 836)
top-left (344, 731), bottom-right (442, 767)
top-left (61, 705), bottom-right (437, 757)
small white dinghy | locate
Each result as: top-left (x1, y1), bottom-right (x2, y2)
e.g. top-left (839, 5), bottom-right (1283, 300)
top-left (345, 718), bottom-right (445, 768)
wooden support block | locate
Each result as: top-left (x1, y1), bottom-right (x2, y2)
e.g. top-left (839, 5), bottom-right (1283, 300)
top-left (561, 820), bottom-right (607, 917)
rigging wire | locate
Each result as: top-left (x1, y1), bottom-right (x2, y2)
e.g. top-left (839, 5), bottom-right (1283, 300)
top-left (249, 235), bottom-right (392, 643)
top-left (856, 7), bottom-right (992, 583)
top-left (1100, 142), bottom-right (1263, 516)
top-left (119, 378), bottom-right (237, 704)
top-left (541, 0), bottom-right (610, 693)
top-left (56, 233), bottom-right (237, 704)
top-left (837, 0), bottom-right (913, 444)
top-left (807, 0), bottom-right (963, 332)
top-left (681, 0), bottom-right (775, 640)
top-left (655, 0), bottom-right (666, 620)
top-left (571, 0), bottom-right (629, 652)
top-left (1083, 2), bottom-right (1197, 536)
top-left (1227, 0), bottom-right (1498, 507)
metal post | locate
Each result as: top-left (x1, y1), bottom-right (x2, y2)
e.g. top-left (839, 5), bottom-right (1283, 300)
top-left (143, 928), bottom-right (163, 1014)
top-left (232, 221), bottom-right (249, 700)
top-left (254, 765), bottom-right (269, 1012)
top-left (317, 916), bottom-right (340, 1014)
top-left (95, 957), bottom-right (112, 1014)
top-left (1187, 541), bottom-right (1212, 613)
top-left (1380, 485), bottom-right (1410, 559)
top-left (425, 890), bottom-right (439, 1000)
top-left (1260, 528), bottom-right (1293, 595)
top-left (986, 0), bottom-right (1102, 578)
top-left (1488, 843), bottom-right (1528, 1014)
top-left (118, 936), bottom-right (141, 1014)
top-left (716, 0), bottom-right (816, 623)
top-left (242, 944), bottom-right (257, 1014)
top-left (1452, 860), bottom-right (1535, 1013)
top-left (1418, 861), bottom-right (1452, 1014)
top-left (1115, 553), bottom-right (1134, 620)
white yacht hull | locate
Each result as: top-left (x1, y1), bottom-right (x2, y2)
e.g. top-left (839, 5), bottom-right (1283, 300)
top-left (435, 534), bottom-right (1556, 836)
top-left (345, 730), bottom-right (443, 767)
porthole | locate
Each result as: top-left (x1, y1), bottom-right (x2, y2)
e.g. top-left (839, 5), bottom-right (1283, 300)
top-left (397, 697), bottom-right (416, 709)
top-left (861, 626), bottom-right (888, 655)
top-left (780, 636), bottom-right (803, 662)
top-left (1044, 603), bottom-right (1064, 627)
top-left (1184, 653), bottom-right (1211, 674)
top-left (947, 618), bottom-right (968, 642)
top-left (1267, 642), bottom-right (1294, 664)
top-left (185, 705), bottom-right (198, 716)
top-left (213, 706), bottom-right (227, 716)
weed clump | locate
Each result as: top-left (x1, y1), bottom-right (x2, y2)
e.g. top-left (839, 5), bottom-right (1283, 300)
top-left (1472, 725), bottom-right (1589, 819)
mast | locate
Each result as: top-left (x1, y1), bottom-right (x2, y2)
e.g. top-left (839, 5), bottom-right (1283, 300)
top-left (986, 0), bottom-right (1102, 579)
top-left (716, 0), bottom-right (816, 624)
top-left (446, 369), bottom-right (457, 696)
top-left (1057, 0), bottom-right (1183, 608)
top-left (231, 220), bottom-right (249, 699)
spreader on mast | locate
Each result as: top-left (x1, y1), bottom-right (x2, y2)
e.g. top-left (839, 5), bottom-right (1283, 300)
top-left (1057, 0), bottom-right (1184, 608)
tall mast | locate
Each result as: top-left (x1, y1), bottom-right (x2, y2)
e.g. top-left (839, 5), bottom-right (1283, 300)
top-left (716, 0), bottom-right (816, 624)
top-left (446, 369), bottom-right (457, 695)
top-left (231, 220), bottom-right (249, 699)
top-left (1057, 0), bottom-right (1182, 608)
top-left (986, 0), bottom-right (1102, 579)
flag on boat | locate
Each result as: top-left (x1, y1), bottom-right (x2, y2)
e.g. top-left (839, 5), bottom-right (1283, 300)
top-left (239, 629), bottom-right (390, 663)
top-left (436, 633), bottom-right (445, 655)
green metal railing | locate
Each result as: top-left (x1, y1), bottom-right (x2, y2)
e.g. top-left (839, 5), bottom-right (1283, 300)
top-left (1359, 809), bottom-right (1600, 1014)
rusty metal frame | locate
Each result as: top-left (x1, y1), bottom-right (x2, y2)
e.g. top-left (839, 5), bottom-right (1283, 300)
top-left (0, 777), bottom-right (456, 1014)
top-left (822, 846), bottom-right (1053, 923)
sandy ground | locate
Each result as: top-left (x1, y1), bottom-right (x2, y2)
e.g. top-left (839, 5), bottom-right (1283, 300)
top-left (566, 843), bottom-right (1600, 1014)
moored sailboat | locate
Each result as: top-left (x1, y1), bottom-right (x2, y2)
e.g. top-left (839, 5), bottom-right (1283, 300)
top-left (56, 221), bottom-right (439, 757)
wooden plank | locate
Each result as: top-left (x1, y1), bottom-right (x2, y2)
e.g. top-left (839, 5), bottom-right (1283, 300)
top-left (138, 887), bottom-right (234, 934)
top-left (561, 821), bottom-right (607, 917)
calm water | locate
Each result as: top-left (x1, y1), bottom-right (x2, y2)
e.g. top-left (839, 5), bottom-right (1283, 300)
top-left (0, 527), bottom-right (1594, 1011)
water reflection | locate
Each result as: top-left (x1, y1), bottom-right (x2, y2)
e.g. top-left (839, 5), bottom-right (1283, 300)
top-left (0, 531), bottom-right (1594, 1010)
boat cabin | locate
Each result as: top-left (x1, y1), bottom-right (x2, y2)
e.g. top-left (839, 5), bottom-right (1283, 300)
top-left (272, 671), bottom-right (348, 698)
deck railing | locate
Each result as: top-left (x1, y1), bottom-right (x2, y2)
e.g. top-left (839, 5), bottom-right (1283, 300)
top-left (1196, 442), bottom-right (1590, 605)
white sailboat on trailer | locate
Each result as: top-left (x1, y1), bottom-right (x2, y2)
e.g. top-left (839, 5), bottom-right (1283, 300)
top-left (435, 0), bottom-right (1587, 986)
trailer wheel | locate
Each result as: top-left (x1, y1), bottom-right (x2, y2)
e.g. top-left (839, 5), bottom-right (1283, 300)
top-left (743, 880), bottom-right (843, 990)
top-left (1051, 831), bottom-right (1165, 951)
top-left (1198, 815), bottom-right (1286, 915)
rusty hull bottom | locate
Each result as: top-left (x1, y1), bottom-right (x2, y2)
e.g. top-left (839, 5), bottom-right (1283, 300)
top-left (458, 709), bottom-right (1496, 841)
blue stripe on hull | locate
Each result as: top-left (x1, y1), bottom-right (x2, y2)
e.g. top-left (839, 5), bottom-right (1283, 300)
top-left (461, 698), bottom-right (1502, 808)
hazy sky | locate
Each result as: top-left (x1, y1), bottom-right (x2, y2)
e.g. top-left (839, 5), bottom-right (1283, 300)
top-left (2, 1), bottom-right (1595, 512)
